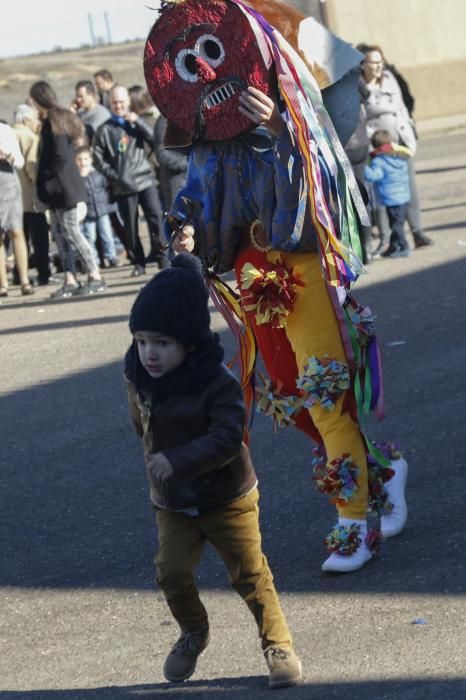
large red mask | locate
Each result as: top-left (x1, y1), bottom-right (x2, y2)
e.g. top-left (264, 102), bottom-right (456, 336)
top-left (144, 0), bottom-right (275, 141)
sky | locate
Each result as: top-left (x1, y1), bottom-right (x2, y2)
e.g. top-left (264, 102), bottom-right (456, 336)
top-left (0, 1), bottom-right (162, 58)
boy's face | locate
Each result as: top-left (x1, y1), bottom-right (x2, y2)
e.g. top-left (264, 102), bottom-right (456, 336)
top-left (135, 331), bottom-right (187, 378)
top-left (76, 151), bottom-right (92, 176)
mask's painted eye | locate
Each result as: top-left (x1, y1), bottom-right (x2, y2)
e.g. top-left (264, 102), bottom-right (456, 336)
top-left (175, 48), bottom-right (199, 82)
top-left (196, 34), bottom-right (225, 68)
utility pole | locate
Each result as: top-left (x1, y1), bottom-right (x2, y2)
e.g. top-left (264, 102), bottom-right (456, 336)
top-left (104, 11), bottom-right (112, 45)
top-left (88, 12), bottom-right (96, 46)
top-left (318, 0), bottom-right (330, 29)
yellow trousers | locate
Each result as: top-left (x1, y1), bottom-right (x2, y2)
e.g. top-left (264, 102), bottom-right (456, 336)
top-left (261, 251), bottom-right (368, 520)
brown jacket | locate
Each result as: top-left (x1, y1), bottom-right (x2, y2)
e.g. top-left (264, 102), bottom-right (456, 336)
top-left (127, 364), bottom-right (257, 511)
top-left (12, 123), bottom-right (41, 212)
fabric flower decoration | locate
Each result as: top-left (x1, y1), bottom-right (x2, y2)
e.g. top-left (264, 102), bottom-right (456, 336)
top-left (325, 523), bottom-right (383, 556)
top-left (240, 260), bottom-right (303, 328)
top-left (313, 453), bottom-right (359, 505)
top-left (367, 456), bottom-right (395, 515)
top-left (344, 295), bottom-right (376, 346)
top-left (375, 442), bottom-right (403, 461)
top-left (365, 528), bottom-right (383, 555)
top-left (296, 356), bottom-right (350, 411)
top-left (325, 523), bottom-right (362, 556)
top-left (256, 375), bottom-right (304, 429)
top-left (311, 444), bottom-right (326, 471)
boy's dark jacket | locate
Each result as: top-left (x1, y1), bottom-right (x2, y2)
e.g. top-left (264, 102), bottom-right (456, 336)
top-left (126, 363), bottom-right (256, 511)
top-left (82, 169), bottom-right (116, 219)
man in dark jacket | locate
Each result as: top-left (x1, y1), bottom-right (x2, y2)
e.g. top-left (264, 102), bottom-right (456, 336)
top-left (124, 253), bottom-right (302, 689)
top-left (93, 85), bottom-right (167, 276)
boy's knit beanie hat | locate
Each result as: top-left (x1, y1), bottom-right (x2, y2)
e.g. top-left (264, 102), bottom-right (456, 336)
top-left (129, 253), bottom-right (211, 348)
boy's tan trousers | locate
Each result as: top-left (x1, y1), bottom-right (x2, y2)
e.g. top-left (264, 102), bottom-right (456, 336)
top-left (155, 487), bottom-right (293, 651)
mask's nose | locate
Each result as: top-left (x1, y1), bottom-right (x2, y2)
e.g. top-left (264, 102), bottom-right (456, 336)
top-left (196, 56), bottom-right (217, 83)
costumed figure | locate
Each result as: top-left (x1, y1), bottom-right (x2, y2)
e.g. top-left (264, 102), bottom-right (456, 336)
top-left (143, 0), bottom-right (408, 573)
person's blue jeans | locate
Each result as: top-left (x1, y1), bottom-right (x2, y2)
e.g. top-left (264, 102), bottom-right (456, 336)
top-left (81, 215), bottom-right (117, 264)
top-left (386, 202), bottom-right (409, 251)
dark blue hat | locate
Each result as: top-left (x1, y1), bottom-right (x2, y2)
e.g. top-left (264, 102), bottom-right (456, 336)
top-left (129, 253), bottom-right (211, 348)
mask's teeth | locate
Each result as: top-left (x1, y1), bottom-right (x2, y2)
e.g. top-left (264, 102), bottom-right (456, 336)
top-left (204, 82), bottom-right (236, 110)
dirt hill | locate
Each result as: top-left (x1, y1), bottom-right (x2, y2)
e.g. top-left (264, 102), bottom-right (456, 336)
top-left (0, 41), bottom-right (147, 121)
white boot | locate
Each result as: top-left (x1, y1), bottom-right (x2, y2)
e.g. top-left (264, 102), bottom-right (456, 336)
top-left (380, 458), bottom-right (408, 537)
top-left (322, 518), bottom-right (373, 573)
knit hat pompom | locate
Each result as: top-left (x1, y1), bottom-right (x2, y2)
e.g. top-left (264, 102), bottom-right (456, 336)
top-left (129, 253), bottom-right (211, 348)
top-left (171, 251), bottom-right (203, 275)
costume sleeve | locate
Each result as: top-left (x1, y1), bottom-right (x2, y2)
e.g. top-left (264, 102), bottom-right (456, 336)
top-left (364, 161), bottom-right (385, 183)
top-left (160, 374), bottom-right (245, 481)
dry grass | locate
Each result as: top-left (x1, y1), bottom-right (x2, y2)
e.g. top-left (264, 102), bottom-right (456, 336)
top-left (0, 41), bottom-right (147, 121)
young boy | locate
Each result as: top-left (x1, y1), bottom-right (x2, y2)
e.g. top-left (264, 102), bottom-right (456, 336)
top-left (124, 253), bottom-right (302, 689)
top-left (364, 129), bottom-right (412, 258)
top-left (75, 145), bottom-right (122, 268)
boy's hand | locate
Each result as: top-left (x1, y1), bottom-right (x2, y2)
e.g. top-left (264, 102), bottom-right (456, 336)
top-left (146, 452), bottom-right (174, 484)
top-left (238, 86), bottom-right (285, 137)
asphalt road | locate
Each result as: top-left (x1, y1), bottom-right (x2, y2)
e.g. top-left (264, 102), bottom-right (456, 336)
top-left (1, 130), bottom-right (465, 700)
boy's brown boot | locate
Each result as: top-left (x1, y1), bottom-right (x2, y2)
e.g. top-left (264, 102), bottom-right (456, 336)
top-left (163, 625), bottom-right (210, 682)
top-left (264, 646), bottom-right (302, 689)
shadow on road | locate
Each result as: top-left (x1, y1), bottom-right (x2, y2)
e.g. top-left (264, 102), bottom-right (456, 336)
top-left (1, 257), bottom-right (465, 594)
top-left (1, 677), bottom-right (465, 700)
top-left (417, 164), bottom-right (466, 175)
top-left (425, 220), bottom-right (466, 233)
top-left (0, 315), bottom-right (130, 337)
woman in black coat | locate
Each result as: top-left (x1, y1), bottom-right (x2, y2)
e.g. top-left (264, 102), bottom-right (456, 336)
top-left (30, 81), bottom-right (106, 298)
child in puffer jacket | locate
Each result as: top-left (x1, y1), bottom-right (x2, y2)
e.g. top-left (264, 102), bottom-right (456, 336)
top-left (75, 145), bottom-right (121, 268)
top-left (364, 129), bottom-right (412, 258)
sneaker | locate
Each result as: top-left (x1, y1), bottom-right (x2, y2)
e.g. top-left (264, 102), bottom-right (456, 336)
top-left (264, 647), bottom-right (302, 689)
top-left (389, 247), bottom-right (411, 258)
top-left (371, 243), bottom-right (390, 259)
top-left (74, 279), bottom-right (107, 296)
top-left (380, 458), bottom-right (408, 537)
top-left (381, 246), bottom-right (399, 258)
top-left (50, 283), bottom-right (80, 299)
top-left (413, 233), bottom-right (433, 248)
top-left (163, 625), bottom-right (210, 683)
top-left (131, 264), bottom-right (146, 277)
top-left (108, 257), bottom-right (123, 268)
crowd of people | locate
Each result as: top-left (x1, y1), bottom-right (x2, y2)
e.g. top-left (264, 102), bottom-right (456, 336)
top-left (0, 47), bottom-right (433, 299)
top-left (0, 69), bottom-right (188, 298)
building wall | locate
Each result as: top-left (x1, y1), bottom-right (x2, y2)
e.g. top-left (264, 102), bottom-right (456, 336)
top-left (288, 0), bottom-right (466, 120)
